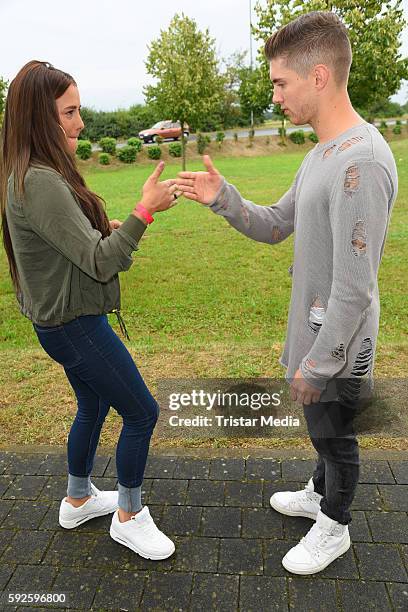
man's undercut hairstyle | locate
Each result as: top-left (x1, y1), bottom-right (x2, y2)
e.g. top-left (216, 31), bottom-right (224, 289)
top-left (265, 11), bottom-right (352, 86)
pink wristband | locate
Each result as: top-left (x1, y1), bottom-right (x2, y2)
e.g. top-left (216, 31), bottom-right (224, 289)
top-left (135, 203), bottom-right (154, 224)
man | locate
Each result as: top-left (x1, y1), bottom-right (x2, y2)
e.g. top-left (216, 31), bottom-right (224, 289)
top-left (175, 11), bottom-right (398, 574)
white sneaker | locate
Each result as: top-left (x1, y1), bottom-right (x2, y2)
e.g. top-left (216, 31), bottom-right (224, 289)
top-left (110, 506), bottom-right (175, 560)
top-left (59, 483), bottom-right (119, 529)
top-left (270, 477), bottom-right (323, 519)
top-left (282, 509), bottom-right (351, 575)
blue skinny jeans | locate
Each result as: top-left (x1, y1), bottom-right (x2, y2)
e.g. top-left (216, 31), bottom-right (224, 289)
top-left (33, 314), bottom-right (159, 512)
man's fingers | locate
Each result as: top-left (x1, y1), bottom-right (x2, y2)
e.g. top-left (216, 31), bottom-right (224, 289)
top-left (163, 178), bottom-right (177, 187)
top-left (178, 171), bottom-right (196, 179)
top-left (181, 192), bottom-right (200, 202)
top-left (175, 178), bottom-right (194, 187)
top-left (203, 155), bottom-right (218, 175)
top-left (178, 185), bottom-right (196, 194)
top-left (148, 161), bottom-right (165, 183)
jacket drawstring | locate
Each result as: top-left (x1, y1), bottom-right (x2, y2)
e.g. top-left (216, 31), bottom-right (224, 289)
top-left (110, 308), bottom-right (130, 341)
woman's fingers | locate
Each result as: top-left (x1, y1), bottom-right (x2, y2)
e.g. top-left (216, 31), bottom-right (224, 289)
top-left (178, 185), bottom-right (196, 194)
top-left (178, 172), bottom-right (196, 179)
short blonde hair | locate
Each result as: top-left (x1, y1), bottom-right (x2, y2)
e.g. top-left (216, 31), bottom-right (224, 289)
top-left (265, 11), bottom-right (352, 86)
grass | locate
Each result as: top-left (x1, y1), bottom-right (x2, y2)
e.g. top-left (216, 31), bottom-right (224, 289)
top-left (1, 138), bottom-right (407, 449)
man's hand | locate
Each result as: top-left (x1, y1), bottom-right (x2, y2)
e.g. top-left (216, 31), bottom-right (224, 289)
top-left (109, 219), bottom-right (122, 230)
top-left (290, 369), bottom-right (322, 405)
top-left (175, 155), bottom-right (223, 205)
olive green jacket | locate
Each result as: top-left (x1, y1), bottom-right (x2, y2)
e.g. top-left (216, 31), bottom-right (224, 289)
top-left (6, 165), bottom-right (146, 326)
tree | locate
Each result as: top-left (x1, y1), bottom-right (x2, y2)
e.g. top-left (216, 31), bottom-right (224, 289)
top-left (252, 0), bottom-right (408, 120)
top-left (238, 62), bottom-right (272, 124)
top-left (0, 76), bottom-right (9, 127)
top-left (144, 13), bottom-right (225, 170)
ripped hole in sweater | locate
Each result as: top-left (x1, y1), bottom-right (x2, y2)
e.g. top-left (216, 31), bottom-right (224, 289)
top-left (344, 165), bottom-right (360, 197)
top-left (331, 343), bottom-right (345, 361)
top-left (323, 144), bottom-right (336, 160)
top-left (305, 358), bottom-right (317, 369)
top-left (308, 296), bottom-right (325, 335)
top-left (338, 136), bottom-right (364, 152)
top-left (339, 338), bottom-right (373, 403)
top-left (351, 220), bottom-right (367, 256)
top-left (272, 226), bottom-right (282, 241)
top-left (240, 204), bottom-right (250, 227)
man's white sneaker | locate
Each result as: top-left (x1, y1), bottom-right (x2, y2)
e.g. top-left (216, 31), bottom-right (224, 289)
top-left (110, 506), bottom-right (175, 560)
top-left (270, 477), bottom-right (323, 519)
top-left (282, 509), bottom-right (351, 575)
top-left (59, 483), bottom-right (119, 529)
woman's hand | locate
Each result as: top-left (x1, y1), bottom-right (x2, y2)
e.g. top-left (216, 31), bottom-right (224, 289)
top-left (175, 155), bottom-right (223, 205)
top-left (109, 219), bottom-right (122, 230)
top-left (137, 161), bottom-right (180, 215)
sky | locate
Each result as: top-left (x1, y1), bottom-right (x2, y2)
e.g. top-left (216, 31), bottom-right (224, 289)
top-left (1, 0), bottom-right (407, 111)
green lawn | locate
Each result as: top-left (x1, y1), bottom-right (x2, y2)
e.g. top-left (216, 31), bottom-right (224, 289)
top-left (1, 141), bottom-right (407, 447)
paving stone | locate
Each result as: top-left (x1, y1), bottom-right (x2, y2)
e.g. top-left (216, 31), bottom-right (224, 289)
top-left (209, 458), bottom-right (245, 481)
top-left (378, 485), bottom-right (408, 511)
top-left (2, 475), bottom-right (48, 500)
top-left (349, 510), bottom-right (372, 542)
top-left (389, 461), bottom-right (408, 485)
top-left (264, 539), bottom-right (298, 576)
top-left (0, 563), bottom-right (14, 589)
top-left (351, 484), bottom-right (383, 511)
top-left (6, 564), bottom-right (57, 591)
top-left (149, 478), bottom-right (188, 506)
top-left (143, 455), bottom-right (178, 479)
top-left (318, 545), bottom-right (359, 579)
top-left (219, 538), bottom-right (263, 575)
top-left (366, 511), bottom-right (408, 544)
top-left (2, 530), bottom-right (53, 564)
top-left (0, 529), bottom-right (14, 556)
top-left (0, 452), bottom-right (11, 474)
top-left (241, 507), bottom-right (283, 538)
top-left (173, 457), bottom-right (210, 479)
top-left (338, 580), bottom-right (391, 610)
top-left (282, 514), bottom-right (315, 540)
top-left (1, 500), bottom-right (50, 529)
top-left (37, 453), bottom-right (109, 477)
top-left (43, 531), bottom-right (97, 566)
top-left (141, 571), bottom-right (192, 610)
top-left (0, 499), bottom-right (14, 525)
top-left (0, 475), bottom-right (15, 496)
top-left (38, 476), bottom-right (66, 501)
top-left (288, 577), bottom-right (338, 611)
top-left (186, 480), bottom-right (225, 506)
top-left (224, 481), bottom-right (263, 507)
top-left (5, 453), bottom-right (45, 475)
top-left (52, 567), bottom-right (102, 609)
top-left (387, 582), bottom-right (408, 611)
top-left (281, 459), bottom-right (316, 482)
top-left (359, 461), bottom-right (395, 484)
top-left (38, 501), bottom-right (61, 531)
top-left (240, 575), bottom-right (288, 611)
top-left (160, 505), bottom-right (202, 536)
top-left (92, 569), bottom-right (146, 610)
top-left (201, 507), bottom-right (241, 538)
top-left (246, 458), bottom-right (281, 481)
top-left (172, 536), bottom-right (219, 572)
top-left (354, 542), bottom-right (407, 581)
top-left (191, 573), bottom-right (239, 611)
top-left (263, 481), bottom-right (302, 508)
top-left (401, 544), bottom-right (408, 571)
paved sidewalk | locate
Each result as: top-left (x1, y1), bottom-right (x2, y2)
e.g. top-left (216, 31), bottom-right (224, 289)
top-left (0, 449), bottom-right (407, 611)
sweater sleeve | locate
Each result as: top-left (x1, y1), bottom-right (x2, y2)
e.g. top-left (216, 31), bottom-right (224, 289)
top-left (22, 168), bottom-right (147, 283)
top-left (300, 159), bottom-right (395, 391)
top-left (208, 177), bottom-right (297, 245)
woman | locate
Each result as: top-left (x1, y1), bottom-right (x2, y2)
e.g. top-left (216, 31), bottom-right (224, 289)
top-left (1, 60), bottom-right (177, 560)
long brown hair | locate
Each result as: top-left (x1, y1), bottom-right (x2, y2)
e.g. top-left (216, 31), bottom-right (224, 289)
top-left (0, 60), bottom-right (111, 294)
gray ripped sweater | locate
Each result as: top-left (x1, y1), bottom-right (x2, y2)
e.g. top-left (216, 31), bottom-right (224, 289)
top-left (209, 122), bottom-right (398, 401)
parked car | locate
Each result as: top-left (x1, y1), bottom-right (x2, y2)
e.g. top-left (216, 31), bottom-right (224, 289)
top-left (139, 120), bottom-right (189, 144)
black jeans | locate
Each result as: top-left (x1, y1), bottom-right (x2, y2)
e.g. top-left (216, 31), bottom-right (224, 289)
top-left (303, 400), bottom-right (360, 525)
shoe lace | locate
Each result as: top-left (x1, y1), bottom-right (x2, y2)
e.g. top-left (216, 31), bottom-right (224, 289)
top-left (130, 513), bottom-right (161, 537)
top-left (300, 523), bottom-right (330, 560)
top-left (288, 490), bottom-right (320, 510)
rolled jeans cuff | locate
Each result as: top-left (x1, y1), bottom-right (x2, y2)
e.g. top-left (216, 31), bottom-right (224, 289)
top-left (118, 482), bottom-right (142, 512)
top-left (67, 473), bottom-right (92, 498)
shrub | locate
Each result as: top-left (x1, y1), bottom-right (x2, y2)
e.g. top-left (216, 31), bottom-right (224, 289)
top-left (378, 127), bottom-right (387, 138)
top-left (117, 145), bottom-right (138, 163)
top-left (155, 135), bottom-right (163, 145)
top-left (99, 137), bottom-right (117, 155)
top-left (289, 130), bottom-right (305, 145)
top-left (233, 132), bottom-right (238, 143)
top-left (147, 145), bottom-right (162, 160)
top-left (248, 128), bottom-right (255, 148)
top-left (196, 132), bottom-right (211, 154)
top-left (215, 131), bottom-right (225, 148)
top-left (278, 127), bottom-right (286, 138)
top-left (169, 142), bottom-right (182, 157)
top-left (396, 119), bottom-right (402, 126)
top-left (76, 140), bottom-right (92, 160)
top-left (127, 137), bottom-right (142, 152)
top-left (308, 132), bottom-right (318, 143)
top-left (98, 153), bottom-right (110, 165)
top-left (380, 120), bottom-right (388, 130)
top-left (265, 136), bottom-right (270, 145)
top-left (392, 125), bottom-right (401, 135)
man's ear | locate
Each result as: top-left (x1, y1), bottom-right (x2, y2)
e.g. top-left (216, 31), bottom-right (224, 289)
top-left (313, 64), bottom-right (330, 91)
